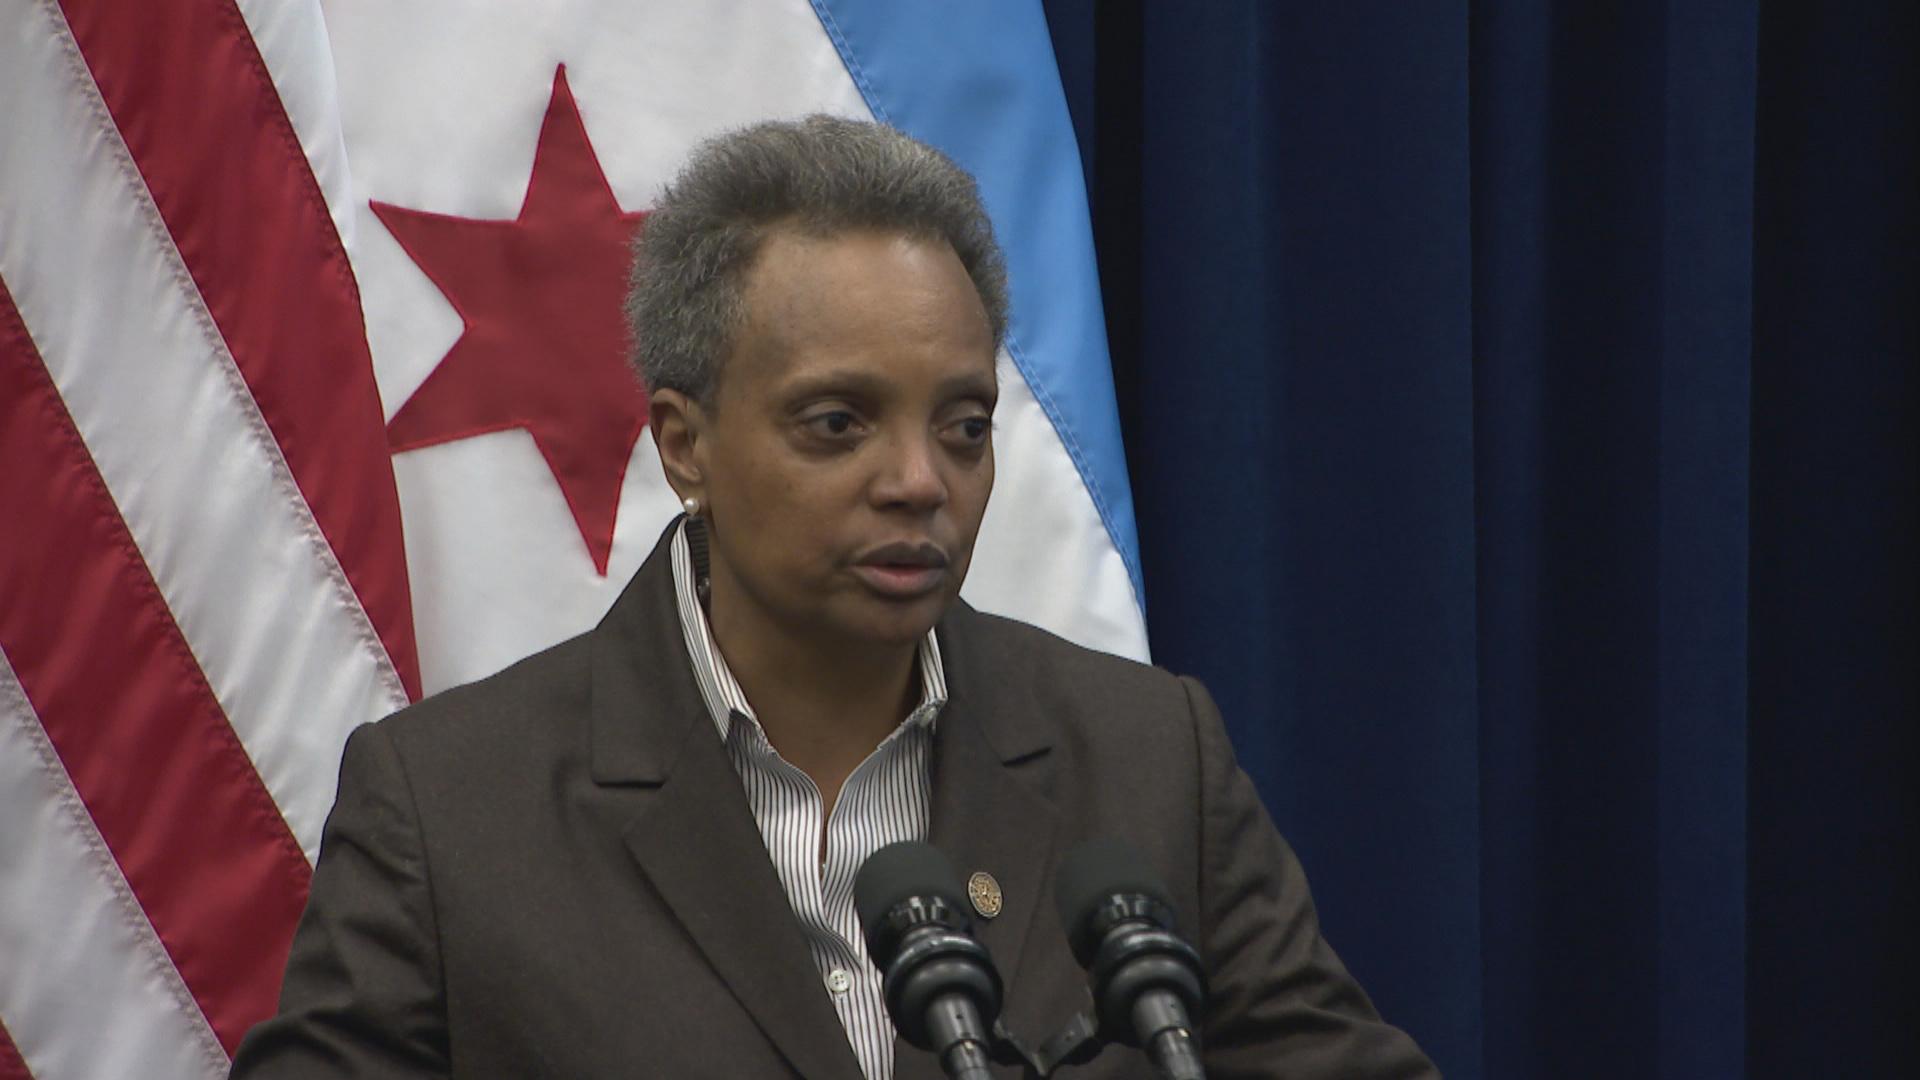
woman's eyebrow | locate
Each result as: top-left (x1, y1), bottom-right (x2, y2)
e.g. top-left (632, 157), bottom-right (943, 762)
top-left (778, 369), bottom-right (888, 401)
top-left (936, 371), bottom-right (997, 401)
top-left (777, 369), bottom-right (995, 403)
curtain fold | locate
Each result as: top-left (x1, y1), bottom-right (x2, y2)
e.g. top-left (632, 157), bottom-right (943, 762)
top-left (1044, 2), bottom-right (1917, 1077)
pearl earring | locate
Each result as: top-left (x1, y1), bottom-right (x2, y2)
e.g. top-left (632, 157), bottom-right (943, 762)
top-left (682, 496), bottom-right (701, 518)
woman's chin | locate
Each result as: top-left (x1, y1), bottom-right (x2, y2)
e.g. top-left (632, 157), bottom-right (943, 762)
top-left (828, 593), bottom-right (951, 649)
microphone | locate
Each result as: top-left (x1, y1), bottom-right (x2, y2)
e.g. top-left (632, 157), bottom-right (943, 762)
top-left (855, 842), bottom-right (1004, 1080)
top-left (1054, 839), bottom-right (1208, 1080)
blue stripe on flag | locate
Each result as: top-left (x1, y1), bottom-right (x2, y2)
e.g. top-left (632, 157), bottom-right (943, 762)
top-left (809, 0), bottom-right (1145, 606)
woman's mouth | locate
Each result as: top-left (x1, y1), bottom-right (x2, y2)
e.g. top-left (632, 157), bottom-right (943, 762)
top-left (851, 563), bottom-right (947, 598)
top-left (852, 542), bottom-right (950, 598)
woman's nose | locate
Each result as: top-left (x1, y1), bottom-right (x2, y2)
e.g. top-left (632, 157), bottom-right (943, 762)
top-left (870, 432), bottom-right (948, 511)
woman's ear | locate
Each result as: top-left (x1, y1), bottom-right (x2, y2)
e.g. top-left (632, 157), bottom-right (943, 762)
top-left (649, 388), bottom-right (707, 501)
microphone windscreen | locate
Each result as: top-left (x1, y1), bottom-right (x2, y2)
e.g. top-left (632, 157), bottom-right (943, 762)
top-left (1053, 837), bottom-right (1173, 967)
top-left (854, 841), bottom-right (968, 956)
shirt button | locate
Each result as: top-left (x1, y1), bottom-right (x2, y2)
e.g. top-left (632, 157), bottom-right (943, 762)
top-left (826, 968), bottom-right (853, 994)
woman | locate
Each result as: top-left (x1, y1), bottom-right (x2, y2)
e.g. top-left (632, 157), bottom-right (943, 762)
top-left (232, 117), bottom-right (1435, 1080)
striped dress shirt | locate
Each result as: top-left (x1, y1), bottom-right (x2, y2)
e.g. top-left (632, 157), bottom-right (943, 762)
top-left (670, 521), bottom-right (945, 1080)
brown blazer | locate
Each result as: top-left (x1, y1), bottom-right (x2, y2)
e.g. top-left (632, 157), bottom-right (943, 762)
top-left (231, 527), bottom-right (1438, 1078)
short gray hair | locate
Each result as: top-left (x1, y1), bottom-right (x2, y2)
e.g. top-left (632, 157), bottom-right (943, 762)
top-left (626, 115), bottom-right (1009, 403)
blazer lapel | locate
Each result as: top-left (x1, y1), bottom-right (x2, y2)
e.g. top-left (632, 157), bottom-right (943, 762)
top-left (912, 605), bottom-right (1064, 1077)
top-left (619, 748), bottom-right (867, 1080)
top-left (588, 527), bottom-right (866, 1080)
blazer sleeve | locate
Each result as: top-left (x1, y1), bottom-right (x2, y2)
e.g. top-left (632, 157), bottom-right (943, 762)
top-left (228, 722), bottom-right (451, 1079)
top-left (1182, 677), bottom-right (1440, 1079)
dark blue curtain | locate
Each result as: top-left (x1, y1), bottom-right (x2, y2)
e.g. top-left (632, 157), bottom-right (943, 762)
top-left (1041, 3), bottom-right (1917, 1077)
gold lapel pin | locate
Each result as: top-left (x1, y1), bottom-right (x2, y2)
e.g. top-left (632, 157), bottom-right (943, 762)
top-left (967, 871), bottom-right (1003, 919)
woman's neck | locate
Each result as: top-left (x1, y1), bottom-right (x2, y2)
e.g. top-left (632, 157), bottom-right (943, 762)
top-left (704, 581), bottom-right (921, 814)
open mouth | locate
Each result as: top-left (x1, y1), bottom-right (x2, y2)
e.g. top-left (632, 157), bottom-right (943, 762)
top-left (853, 542), bottom-right (949, 599)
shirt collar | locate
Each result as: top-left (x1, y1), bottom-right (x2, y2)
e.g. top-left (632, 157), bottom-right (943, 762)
top-left (669, 517), bottom-right (947, 744)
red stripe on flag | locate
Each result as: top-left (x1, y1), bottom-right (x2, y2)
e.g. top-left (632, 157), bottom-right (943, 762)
top-left (0, 279), bottom-right (312, 1056)
top-left (0, 1016), bottom-right (32, 1080)
top-left (59, 0), bottom-right (422, 700)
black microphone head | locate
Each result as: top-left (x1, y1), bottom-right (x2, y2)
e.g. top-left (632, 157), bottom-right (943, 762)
top-left (1053, 837), bottom-right (1176, 968)
top-left (854, 841), bottom-right (969, 966)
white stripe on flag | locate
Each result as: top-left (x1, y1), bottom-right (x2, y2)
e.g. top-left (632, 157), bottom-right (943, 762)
top-left (0, 1), bottom-right (407, 862)
top-left (0, 655), bottom-right (227, 1080)
top-left (965, 355), bottom-right (1152, 660)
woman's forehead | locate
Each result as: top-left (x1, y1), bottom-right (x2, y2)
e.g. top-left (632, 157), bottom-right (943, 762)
top-left (721, 230), bottom-right (996, 399)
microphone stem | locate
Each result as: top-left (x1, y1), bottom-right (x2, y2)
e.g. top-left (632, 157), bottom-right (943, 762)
top-left (1134, 991), bottom-right (1206, 1079)
top-left (927, 991), bottom-right (996, 1080)
top-left (1144, 1028), bottom-right (1205, 1080)
top-left (939, 1038), bottom-right (994, 1080)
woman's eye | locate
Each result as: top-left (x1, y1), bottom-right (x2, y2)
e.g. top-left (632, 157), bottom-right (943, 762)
top-left (945, 415), bottom-right (991, 447)
top-left (804, 410), bottom-right (860, 438)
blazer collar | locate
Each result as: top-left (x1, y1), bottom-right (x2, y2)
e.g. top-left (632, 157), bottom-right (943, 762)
top-left (588, 524), bottom-right (866, 1080)
top-left (587, 520), bottom-right (701, 785)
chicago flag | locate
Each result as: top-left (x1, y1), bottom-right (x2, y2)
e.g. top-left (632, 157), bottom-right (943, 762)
top-left (0, 2), bottom-right (1145, 1077)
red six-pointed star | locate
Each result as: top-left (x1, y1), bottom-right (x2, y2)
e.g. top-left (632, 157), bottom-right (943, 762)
top-left (374, 64), bottom-right (648, 575)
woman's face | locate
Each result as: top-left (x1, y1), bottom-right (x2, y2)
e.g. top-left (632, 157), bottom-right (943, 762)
top-left (692, 228), bottom-right (998, 650)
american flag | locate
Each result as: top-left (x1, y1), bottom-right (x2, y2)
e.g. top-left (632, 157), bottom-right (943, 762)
top-left (0, 2), bottom-right (1145, 1077)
